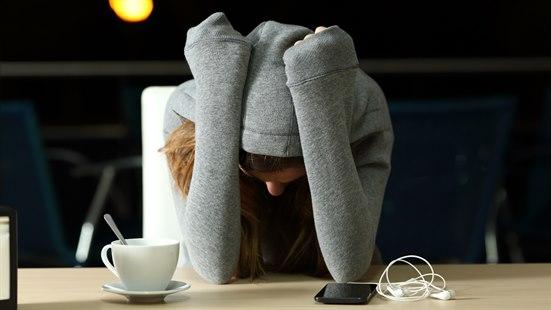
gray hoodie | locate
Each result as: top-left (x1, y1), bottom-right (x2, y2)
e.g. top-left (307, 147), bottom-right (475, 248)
top-left (163, 12), bottom-right (393, 284)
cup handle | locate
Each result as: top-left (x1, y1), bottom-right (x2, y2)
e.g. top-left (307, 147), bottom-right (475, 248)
top-left (101, 244), bottom-right (119, 278)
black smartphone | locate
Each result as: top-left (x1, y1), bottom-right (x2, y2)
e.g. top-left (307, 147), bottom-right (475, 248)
top-left (314, 283), bottom-right (377, 304)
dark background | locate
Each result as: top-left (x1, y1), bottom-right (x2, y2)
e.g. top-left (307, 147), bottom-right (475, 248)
top-left (1, 0), bottom-right (550, 266)
top-left (2, 1), bottom-right (551, 60)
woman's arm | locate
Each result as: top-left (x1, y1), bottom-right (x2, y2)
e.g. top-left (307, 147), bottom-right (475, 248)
top-left (173, 12), bottom-right (252, 284)
top-left (283, 26), bottom-right (393, 282)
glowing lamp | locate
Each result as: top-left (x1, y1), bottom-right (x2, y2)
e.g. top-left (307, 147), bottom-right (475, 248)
top-left (109, 0), bottom-right (153, 23)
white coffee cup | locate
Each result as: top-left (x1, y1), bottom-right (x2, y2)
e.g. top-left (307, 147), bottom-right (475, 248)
top-left (101, 238), bottom-right (179, 291)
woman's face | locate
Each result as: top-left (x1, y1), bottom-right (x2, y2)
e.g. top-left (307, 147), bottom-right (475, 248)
top-left (241, 165), bottom-right (306, 196)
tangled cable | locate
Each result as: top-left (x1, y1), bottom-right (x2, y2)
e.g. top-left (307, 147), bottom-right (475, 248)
top-left (352, 255), bottom-right (455, 301)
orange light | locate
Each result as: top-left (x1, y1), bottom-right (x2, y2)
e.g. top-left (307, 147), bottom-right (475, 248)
top-left (109, 0), bottom-right (153, 23)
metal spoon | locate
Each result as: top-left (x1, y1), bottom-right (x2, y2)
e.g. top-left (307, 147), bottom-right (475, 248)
top-left (103, 214), bottom-right (128, 245)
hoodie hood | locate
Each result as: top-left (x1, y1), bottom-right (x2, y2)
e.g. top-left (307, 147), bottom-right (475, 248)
top-left (171, 17), bottom-right (313, 157)
top-left (240, 21), bottom-right (312, 157)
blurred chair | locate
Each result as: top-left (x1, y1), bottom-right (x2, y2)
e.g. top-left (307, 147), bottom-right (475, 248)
top-left (0, 102), bottom-right (76, 266)
top-left (72, 85), bottom-right (144, 264)
top-left (141, 86), bottom-right (187, 266)
top-left (74, 155), bottom-right (141, 264)
top-left (376, 96), bottom-right (516, 263)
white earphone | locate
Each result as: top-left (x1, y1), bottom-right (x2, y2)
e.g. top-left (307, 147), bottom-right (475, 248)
top-left (350, 255), bottom-right (456, 302)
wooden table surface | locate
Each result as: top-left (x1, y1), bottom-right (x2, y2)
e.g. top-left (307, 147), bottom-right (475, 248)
top-left (18, 264), bottom-right (551, 309)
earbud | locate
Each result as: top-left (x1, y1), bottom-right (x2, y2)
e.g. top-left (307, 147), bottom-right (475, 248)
top-left (430, 289), bottom-right (455, 300)
top-left (387, 285), bottom-right (405, 297)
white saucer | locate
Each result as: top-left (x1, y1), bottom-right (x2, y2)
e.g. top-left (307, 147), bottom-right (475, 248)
top-left (102, 280), bottom-right (191, 303)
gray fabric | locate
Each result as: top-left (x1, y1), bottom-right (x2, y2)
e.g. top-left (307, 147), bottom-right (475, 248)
top-left (169, 12), bottom-right (251, 284)
top-left (163, 12), bottom-right (393, 284)
top-left (240, 21), bottom-right (310, 156)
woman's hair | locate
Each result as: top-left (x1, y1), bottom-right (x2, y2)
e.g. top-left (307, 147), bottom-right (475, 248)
top-left (162, 119), bottom-right (329, 281)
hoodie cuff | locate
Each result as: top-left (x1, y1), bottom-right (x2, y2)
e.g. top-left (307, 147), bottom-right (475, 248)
top-left (184, 12), bottom-right (251, 51)
top-left (283, 25), bottom-right (359, 87)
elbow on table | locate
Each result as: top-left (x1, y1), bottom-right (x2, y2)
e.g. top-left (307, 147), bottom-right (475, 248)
top-left (195, 265), bottom-right (235, 285)
top-left (327, 246), bottom-right (375, 283)
top-left (188, 247), bottom-right (238, 284)
top-left (204, 274), bottom-right (234, 285)
top-left (331, 262), bottom-right (371, 283)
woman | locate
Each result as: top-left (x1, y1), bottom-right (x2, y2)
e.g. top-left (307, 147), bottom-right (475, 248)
top-left (163, 12), bottom-right (393, 284)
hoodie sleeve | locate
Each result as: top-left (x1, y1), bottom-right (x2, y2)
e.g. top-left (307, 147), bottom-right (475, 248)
top-left (283, 26), bottom-right (393, 282)
top-left (172, 12), bottom-right (251, 284)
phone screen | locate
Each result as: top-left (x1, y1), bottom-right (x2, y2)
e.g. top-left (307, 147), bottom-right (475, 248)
top-left (315, 283), bottom-right (377, 304)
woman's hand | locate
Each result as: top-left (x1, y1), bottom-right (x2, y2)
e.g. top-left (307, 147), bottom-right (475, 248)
top-left (283, 25), bottom-right (359, 87)
top-left (293, 26), bottom-right (328, 46)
